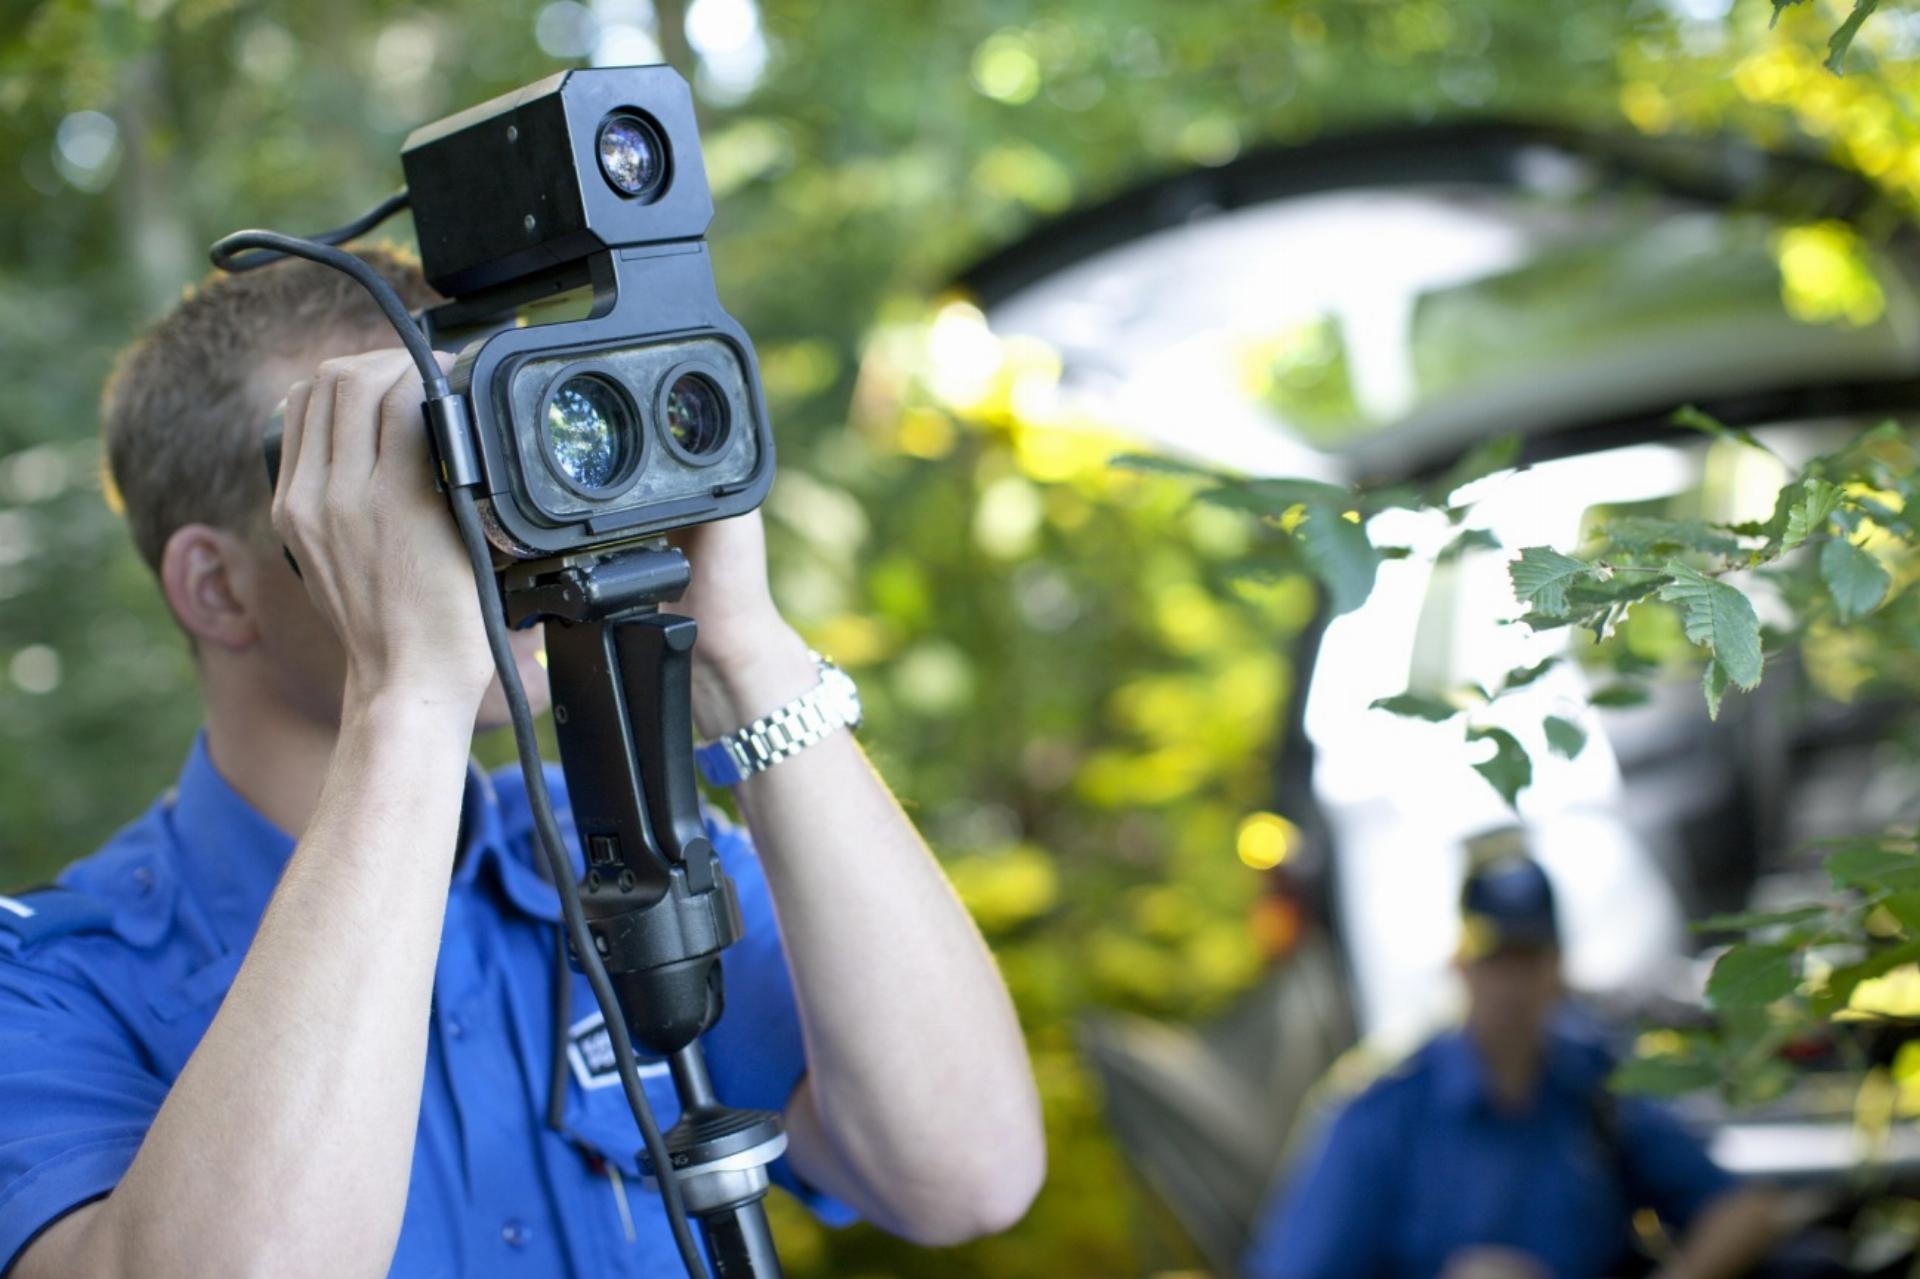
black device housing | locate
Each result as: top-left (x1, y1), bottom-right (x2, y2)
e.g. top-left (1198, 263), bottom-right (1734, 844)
top-left (402, 66), bottom-right (775, 561)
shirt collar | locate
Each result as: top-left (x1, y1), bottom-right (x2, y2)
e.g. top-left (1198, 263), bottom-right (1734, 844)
top-left (451, 764), bottom-right (571, 924)
top-left (164, 733), bottom-right (558, 950)
top-left (1432, 1019), bottom-right (1607, 1115)
top-left (164, 733), bottom-right (298, 952)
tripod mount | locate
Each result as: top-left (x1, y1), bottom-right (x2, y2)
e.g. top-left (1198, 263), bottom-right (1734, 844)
top-left (505, 543), bottom-right (786, 1278)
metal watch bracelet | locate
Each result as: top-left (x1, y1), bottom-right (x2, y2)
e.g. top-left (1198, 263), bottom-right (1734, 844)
top-left (693, 652), bottom-right (862, 787)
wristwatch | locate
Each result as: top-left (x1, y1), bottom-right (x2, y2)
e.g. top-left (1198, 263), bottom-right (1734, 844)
top-left (693, 653), bottom-right (862, 787)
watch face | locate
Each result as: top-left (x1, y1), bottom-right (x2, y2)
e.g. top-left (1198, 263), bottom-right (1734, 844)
top-left (825, 666), bottom-right (861, 725)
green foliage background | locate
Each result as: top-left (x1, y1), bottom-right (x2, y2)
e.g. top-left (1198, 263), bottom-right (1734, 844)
top-left (4, 0), bottom-right (1917, 1273)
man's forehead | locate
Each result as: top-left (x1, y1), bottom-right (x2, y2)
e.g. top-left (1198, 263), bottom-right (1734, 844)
top-left (249, 335), bottom-right (410, 423)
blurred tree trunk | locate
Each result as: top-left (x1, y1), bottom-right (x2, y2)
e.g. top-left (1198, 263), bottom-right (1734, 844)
top-left (115, 52), bottom-right (192, 317)
top-left (656, 0), bottom-right (692, 81)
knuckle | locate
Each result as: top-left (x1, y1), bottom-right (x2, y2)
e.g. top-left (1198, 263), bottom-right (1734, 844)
top-left (381, 374), bottom-right (422, 416)
top-left (282, 508), bottom-right (314, 546)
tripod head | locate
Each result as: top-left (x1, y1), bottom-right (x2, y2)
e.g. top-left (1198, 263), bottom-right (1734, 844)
top-left (507, 544), bottom-right (788, 1276)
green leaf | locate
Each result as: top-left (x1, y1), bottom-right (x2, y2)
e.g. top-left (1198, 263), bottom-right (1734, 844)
top-left (1543, 715), bottom-right (1586, 759)
top-left (1590, 682), bottom-right (1651, 708)
top-left (1703, 661), bottom-right (1731, 721)
top-left (1509, 547), bottom-right (1595, 616)
top-left (1610, 1052), bottom-right (1722, 1097)
top-left (1111, 453), bottom-right (1230, 481)
top-left (1598, 516), bottom-right (1743, 559)
top-left (1818, 537), bottom-right (1890, 621)
top-left (1829, 844), bottom-right (1920, 893)
top-left (1706, 942), bottom-right (1799, 1008)
top-left (1669, 404), bottom-right (1779, 459)
top-left (1246, 477), bottom-right (1358, 511)
top-left (1499, 658), bottom-right (1557, 692)
top-left (1434, 434), bottom-right (1521, 505)
top-left (1880, 891), bottom-right (1920, 934)
top-left (1692, 904), bottom-right (1828, 933)
top-left (1655, 562), bottom-right (1764, 690)
top-left (1467, 726), bottom-right (1532, 808)
top-left (1783, 479), bottom-right (1844, 550)
top-left (1568, 575), bottom-right (1670, 610)
top-left (1294, 504), bottom-right (1380, 616)
top-left (1246, 477), bottom-right (1361, 509)
top-left (1825, 0), bottom-right (1880, 74)
top-left (1438, 527), bottom-right (1502, 562)
top-left (1370, 693), bottom-right (1459, 722)
top-left (1194, 478), bottom-right (1356, 521)
top-left (1770, 0), bottom-right (1807, 27)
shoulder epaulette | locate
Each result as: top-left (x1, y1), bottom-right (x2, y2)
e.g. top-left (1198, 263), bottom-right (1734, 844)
top-left (0, 886), bottom-right (116, 951)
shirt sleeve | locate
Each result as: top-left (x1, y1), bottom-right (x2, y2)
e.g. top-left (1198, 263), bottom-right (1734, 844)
top-left (1616, 1096), bottom-right (1738, 1230)
top-left (698, 813), bottom-right (858, 1228)
top-left (1241, 1097), bottom-right (1392, 1279)
top-left (0, 955), bottom-right (167, 1272)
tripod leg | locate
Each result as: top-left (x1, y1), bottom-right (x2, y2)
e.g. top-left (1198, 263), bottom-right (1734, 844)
top-left (701, 1203), bottom-right (785, 1279)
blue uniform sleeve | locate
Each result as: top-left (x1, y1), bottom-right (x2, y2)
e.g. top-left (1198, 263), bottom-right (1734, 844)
top-left (699, 813), bottom-right (858, 1228)
top-left (0, 956), bottom-right (168, 1272)
top-left (1616, 1096), bottom-right (1738, 1230)
top-left (1242, 1097), bottom-right (1393, 1279)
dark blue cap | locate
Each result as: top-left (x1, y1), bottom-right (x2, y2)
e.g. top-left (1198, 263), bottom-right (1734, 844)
top-left (1459, 851), bottom-right (1559, 957)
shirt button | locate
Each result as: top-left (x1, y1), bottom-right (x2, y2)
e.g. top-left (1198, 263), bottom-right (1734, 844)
top-left (132, 866), bottom-right (155, 896)
top-left (446, 1017), bottom-right (466, 1039)
top-left (501, 1219), bottom-right (530, 1248)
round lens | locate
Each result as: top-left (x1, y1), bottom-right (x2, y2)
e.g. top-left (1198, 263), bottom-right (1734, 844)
top-left (597, 113), bottom-right (667, 200)
top-left (545, 375), bottom-right (635, 492)
top-left (664, 373), bottom-right (729, 458)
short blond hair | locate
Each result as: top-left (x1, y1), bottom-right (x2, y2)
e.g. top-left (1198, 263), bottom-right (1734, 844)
top-left (101, 243), bottom-right (439, 573)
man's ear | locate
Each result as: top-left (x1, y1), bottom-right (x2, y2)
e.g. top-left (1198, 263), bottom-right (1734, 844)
top-left (159, 523), bottom-right (266, 652)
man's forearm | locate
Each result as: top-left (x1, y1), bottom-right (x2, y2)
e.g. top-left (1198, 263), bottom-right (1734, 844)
top-left (30, 693), bottom-right (473, 1279)
top-left (694, 632), bottom-right (1046, 1245)
top-left (1656, 1185), bottom-right (1790, 1279)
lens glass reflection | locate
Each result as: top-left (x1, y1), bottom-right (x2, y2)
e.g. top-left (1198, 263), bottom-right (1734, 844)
top-left (598, 114), bottom-right (666, 200)
top-left (546, 375), bottom-right (633, 491)
top-left (664, 373), bottom-right (729, 457)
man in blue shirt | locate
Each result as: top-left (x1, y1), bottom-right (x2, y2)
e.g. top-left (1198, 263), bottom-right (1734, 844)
top-left (1, 248), bottom-right (1045, 1278)
top-left (1244, 853), bottom-right (1784, 1279)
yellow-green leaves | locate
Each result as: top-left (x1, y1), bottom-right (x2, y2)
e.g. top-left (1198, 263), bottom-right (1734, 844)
top-left (1706, 942), bottom-right (1799, 1008)
top-left (1509, 546), bottom-right (1594, 615)
top-left (1291, 503), bottom-right (1380, 616)
top-left (1655, 561), bottom-right (1764, 690)
top-left (1782, 477), bottom-right (1844, 550)
top-left (1543, 715), bottom-right (1587, 759)
top-left (1467, 726), bottom-right (1532, 808)
top-left (1818, 537), bottom-right (1890, 621)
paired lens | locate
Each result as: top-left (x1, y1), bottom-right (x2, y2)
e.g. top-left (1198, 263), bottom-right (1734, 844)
top-left (545, 375), bottom-right (636, 492)
top-left (540, 365), bottom-right (734, 495)
top-left (663, 373), bottom-right (728, 458)
top-left (597, 113), bottom-right (668, 201)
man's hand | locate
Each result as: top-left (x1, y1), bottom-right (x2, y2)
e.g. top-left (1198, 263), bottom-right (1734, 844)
top-left (276, 349), bottom-right (492, 708)
top-left (669, 510), bottom-right (814, 738)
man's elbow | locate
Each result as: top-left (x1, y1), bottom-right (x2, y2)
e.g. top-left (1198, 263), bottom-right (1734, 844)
top-left (893, 1133), bottom-right (1047, 1246)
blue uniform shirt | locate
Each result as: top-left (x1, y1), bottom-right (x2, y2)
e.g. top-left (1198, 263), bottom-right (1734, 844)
top-left (1243, 1023), bottom-right (1736, 1279)
top-left (0, 735), bottom-right (853, 1275)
